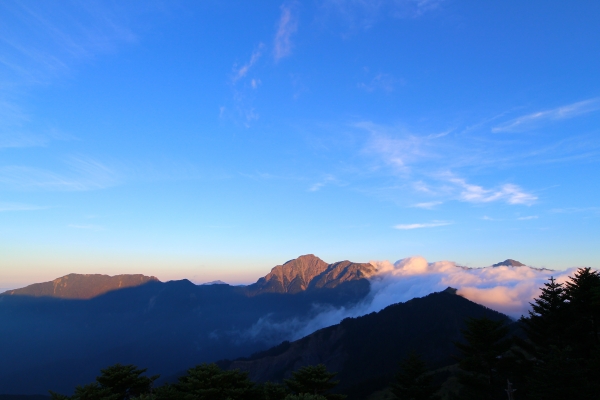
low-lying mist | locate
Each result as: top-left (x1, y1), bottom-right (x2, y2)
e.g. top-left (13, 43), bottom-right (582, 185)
top-left (239, 256), bottom-right (578, 345)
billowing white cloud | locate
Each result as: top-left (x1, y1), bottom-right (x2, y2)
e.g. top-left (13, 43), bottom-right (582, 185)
top-left (492, 98), bottom-right (600, 133)
top-left (274, 4), bottom-right (298, 61)
top-left (239, 256), bottom-right (581, 344)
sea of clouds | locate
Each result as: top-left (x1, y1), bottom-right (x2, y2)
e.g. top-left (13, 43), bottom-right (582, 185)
top-left (240, 256), bottom-right (580, 344)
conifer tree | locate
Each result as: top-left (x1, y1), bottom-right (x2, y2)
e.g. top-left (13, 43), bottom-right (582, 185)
top-left (520, 276), bottom-right (567, 351)
top-left (260, 381), bottom-right (290, 400)
top-left (390, 352), bottom-right (439, 400)
top-left (454, 317), bottom-right (510, 400)
top-left (174, 363), bottom-right (258, 400)
top-left (564, 267), bottom-right (600, 352)
top-left (49, 363), bottom-right (157, 400)
top-left (284, 364), bottom-right (345, 400)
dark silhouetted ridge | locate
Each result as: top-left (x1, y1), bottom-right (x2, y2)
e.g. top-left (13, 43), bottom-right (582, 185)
top-left (221, 289), bottom-right (511, 399)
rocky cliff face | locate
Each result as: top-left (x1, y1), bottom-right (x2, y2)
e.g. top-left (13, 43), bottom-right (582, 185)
top-left (1, 273), bottom-right (159, 299)
top-left (245, 254), bottom-right (377, 295)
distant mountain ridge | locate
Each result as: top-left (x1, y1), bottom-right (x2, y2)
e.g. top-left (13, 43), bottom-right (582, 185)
top-left (1, 274), bottom-right (159, 299)
top-left (492, 259), bottom-right (526, 267)
top-left (244, 254), bottom-right (377, 295)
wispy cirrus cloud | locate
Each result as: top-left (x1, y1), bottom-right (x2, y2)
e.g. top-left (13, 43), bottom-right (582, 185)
top-left (309, 174), bottom-right (336, 191)
top-left (358, 72), bottom-right (400, 92)
top-left (0, 156), bottom-right (118, 191)
top-left (319, 0), bottom-right (444, 30)
top-left (0, 202), bottom-right (46, 212)
top-left (412, 201), bottom-right (442, 209)
top-left (0, 0), bottom-right (138, 86)
top-left (274, 3), bottom-right (298, 61)
top-left (232, 44), bottom-right (265, 83)
top-left (394, 221), bottom-right (451, 230)
top-left (446, 176), bottom-right (537, 205)
top-left (356, 121), bottom-right (538, 207)
top-left (492, 98), bottom-right (600, 133)
top-left (68, 224), bottom-right (105, 231)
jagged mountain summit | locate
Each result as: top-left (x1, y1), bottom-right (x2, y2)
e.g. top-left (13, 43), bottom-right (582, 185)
top-left (244, 254), bottom-right (377, 295)
top-left (1, 273), bottom-right (159, 299)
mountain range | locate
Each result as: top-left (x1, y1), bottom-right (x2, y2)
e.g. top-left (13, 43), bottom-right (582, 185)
top-left (0, 255), bottom-right (375, 395)
top-left (0, 254), bottom-right (520, 397)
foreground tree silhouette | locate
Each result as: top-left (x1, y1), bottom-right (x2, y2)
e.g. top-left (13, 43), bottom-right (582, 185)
top-left (454, 317), bottom-right (510, 400)
top-left (284, 395), bottom-right (326, 400)
top-left (520, 276), bottom-right (567, 352)
top-left (50, 364), bottom-right (158, 400)
top-left (284, 365), bottom-right (345, 400)
top-left (390, 352), bottom-right (439, 400)
top-left (260, 381), bottom-right (290, 400)
top-left (564, 267), bottom-right (600, 352)
top-left (170, 363), bottom-right (259, 400)
top-left (518, 269), bottom-right (600, 399)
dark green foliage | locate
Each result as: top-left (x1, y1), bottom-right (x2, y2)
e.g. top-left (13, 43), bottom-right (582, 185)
top-left (564, 267), bottom-right (600, 353)
top-left (520, 276), bottom-right (567, 351)
top-left (172, 363), bottom-right (259, 400)
top-left (514, 268), bottom-right (600, 399)
top-left (454, 317), bottom-right (511, 400)
top-left (526, 346), bottom-right (592, 400)
top-left (96, 364), bottom-right (158, 400)
top-left (284, 365), bottom-right (345, 400)
top-left (283, 395), bottom-right (327, 400)
top-left (390, 352), bottom-right (439, 400)
top-left (49, 364), bottom-right (157, 400)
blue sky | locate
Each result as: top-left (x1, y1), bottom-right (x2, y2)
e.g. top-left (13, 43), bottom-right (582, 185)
top-left (1, 0), bottom-right (600, 288)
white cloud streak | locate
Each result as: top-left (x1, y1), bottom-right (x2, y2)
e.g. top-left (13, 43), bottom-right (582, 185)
top-left (447, 176), bottom-right (537, 205)
top-left (233, 44), bottom-right (264, 83)
top-left (358, 72), bottom-right (399, 92)
top-left (0, 202), bottom-right (46, 212)
top-left (492, 98), bottom-right (600, 132)
top-left (309, 174), bottom-right (335, 192)
top-left (68, 224), bottom-right (105, 231)
top-left (274, 3), bottom-right (298, 61)
top-left (0, 156), bottom-right (118, 191)
top-left (412, 201), bottom-right (442, 209)
top-left (394, 221), bottom-right (451, 230)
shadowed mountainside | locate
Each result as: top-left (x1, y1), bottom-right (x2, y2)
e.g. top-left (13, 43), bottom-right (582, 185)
top-left (221, 288), bottom-right (512, 400)
top-left (2, 274), bottom-right (159, 299)
top-left (0, 255), bottom-right (373, 395)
